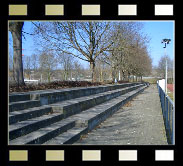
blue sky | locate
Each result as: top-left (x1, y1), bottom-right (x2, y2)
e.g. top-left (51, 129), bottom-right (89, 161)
top-left (9, 21), bottom-right (174, 68)
top-left (142, 21), bottom-right (174, 67)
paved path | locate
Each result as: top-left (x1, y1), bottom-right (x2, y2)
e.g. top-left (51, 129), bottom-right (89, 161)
top-left (74, 84), bottom-right (168, 145)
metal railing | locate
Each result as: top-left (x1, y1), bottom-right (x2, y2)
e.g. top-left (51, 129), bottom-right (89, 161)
top-left (157, 83), bottom-right (175, 144)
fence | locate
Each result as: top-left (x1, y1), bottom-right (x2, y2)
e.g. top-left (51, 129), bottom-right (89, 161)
top-left (157, 82), bottom-right (175, 144)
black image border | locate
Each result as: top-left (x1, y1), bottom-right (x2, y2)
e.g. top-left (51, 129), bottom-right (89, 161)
top-left (0, 0), bottom-right (180, 166)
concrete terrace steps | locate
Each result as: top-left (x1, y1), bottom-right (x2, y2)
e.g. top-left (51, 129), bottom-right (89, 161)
top-left (9, 82), bottom-right (149, 145)
top-left (9, 83), bottom-right (139, 124)
top-left (9, 113), bottom-right (64, 140)
top-left (9, 82), bottom-right (139, 106)
top-left (10, 119), bottom-right (76, 145)
top-left (9, 84), bottom-right (142, 125)
top-left (50, 84), bottom-right (144, 118)
top-left (43, 85), bottom-right (147, 145)
top-left (9, 84), bottom-right (144, 141)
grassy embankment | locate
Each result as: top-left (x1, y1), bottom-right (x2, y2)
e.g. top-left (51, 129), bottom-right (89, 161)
top-left (167, 90), bottom-right (174, 102)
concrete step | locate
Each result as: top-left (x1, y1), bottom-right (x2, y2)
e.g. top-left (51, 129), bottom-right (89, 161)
top-left (44, 127), bottom-right (88, 145)
top-left (9, 100), bottom-right (40, 112)
top-left (9, 105), bottom-right (52, 125)
top-left (9, 112), bottom-right (64, 140)
top-left (43, 85), bottom-right (147, 145)
top-left (9, 119), bottom-right (75, 145)
top-left (50, 84), bottom-right (144, 118)
top-left (9, 93), bottom-right (30, 103)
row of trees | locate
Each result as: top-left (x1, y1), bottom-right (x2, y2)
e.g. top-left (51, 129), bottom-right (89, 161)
top-left (9, 50), bottom-right (84, 82)
top-left (97, 22), bottom-right (152, 81)
top-left (9, 21), bottom-right (152, 85)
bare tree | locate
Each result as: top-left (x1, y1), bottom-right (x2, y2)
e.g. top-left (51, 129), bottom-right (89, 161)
top-left (32, 21), bottom-right (152, 83)
top-left (58, 53), bottom-right (73, 81)
top-left (39, 51), bottom-right (58, 82)
top-left (9, 22), bottom-right (25, 85)
top-left (157, 55), bottom-right (173, 79)
top-left (72, 60), bottom-right (85, 81)
top-left (101, 22), bottom-right (152, 82)
top-left (31, 53), bottom-right (39, 71)
top-left (95, 57), bottom-right (110, 82)
top-left (33, 21), bottom-right (116, 82)
top-left (23, 55), bottom-right (32, 79)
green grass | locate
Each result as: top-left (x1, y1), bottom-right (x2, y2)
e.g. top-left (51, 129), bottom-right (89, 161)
top-left (167, 90), bottom-right (174, 102)
top-left (142, 78), bottom-right (159, 84)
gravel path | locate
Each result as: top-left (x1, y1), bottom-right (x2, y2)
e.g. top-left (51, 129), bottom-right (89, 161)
top-left (74, 84), bottom-right (168, 145)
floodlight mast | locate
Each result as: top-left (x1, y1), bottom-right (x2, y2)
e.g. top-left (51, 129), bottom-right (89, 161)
top-left (161, 38), bottom-right (171, 94)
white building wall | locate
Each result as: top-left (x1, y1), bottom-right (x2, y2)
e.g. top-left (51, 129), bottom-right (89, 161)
top-left (157, 79), bottom-right (165, 92)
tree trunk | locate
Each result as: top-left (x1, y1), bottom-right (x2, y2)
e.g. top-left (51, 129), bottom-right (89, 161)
top-left (9, 22), bottom-right (25, 86)
top-left (110, 68), bottom-right (113, 82)
top-left (128, 72), bottom-right (130, 82)
top-left (48, 72), bottom-right (51, 83)
top-left (28, 71), bottom-right (31, 80)
top-left (120, 69), bottom-right (123, 81)
top-left (111, 64), bottom-right (116, 83)
top-left (90, 61), bottom-right (96, 82)
top-left (122, 70), bottom-right (125, 81)
top-left (100, 69), bottom-right (103, 82)
top-left (112, 70), bottom-right (115, 82)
